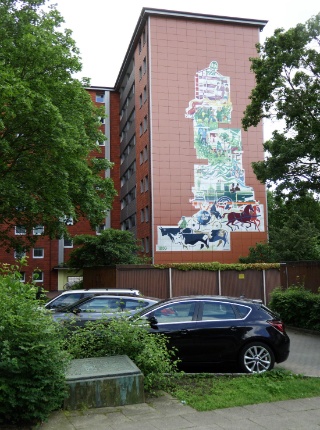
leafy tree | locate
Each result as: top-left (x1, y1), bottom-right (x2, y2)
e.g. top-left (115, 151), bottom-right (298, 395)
top-left (67, 229), bottom-right (148, 268)
top-left (0, 0), bottom-right (116, 250)
top-left (0, 261), bottom-right (70, 425)
top-left (239, 192), bottom-right (320, 262)
top-left (242, 13), bottom-right (320, 199)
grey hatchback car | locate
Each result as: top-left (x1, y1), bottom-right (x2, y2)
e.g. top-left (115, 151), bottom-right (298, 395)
top-left (52, 294), bottom-right (159, 327)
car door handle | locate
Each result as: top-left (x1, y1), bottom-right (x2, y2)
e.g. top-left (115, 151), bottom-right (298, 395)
top-left (231, 326), bottom-right (238, 331)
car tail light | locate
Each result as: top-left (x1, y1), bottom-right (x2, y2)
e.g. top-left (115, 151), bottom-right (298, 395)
top-left (267, 320), bottom-right (285, 333)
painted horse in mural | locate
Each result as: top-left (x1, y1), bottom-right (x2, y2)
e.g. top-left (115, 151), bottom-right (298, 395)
top-left (248, 204), bottom-right (261, 231)
top-left (222, 204), bottom-right (255, 231)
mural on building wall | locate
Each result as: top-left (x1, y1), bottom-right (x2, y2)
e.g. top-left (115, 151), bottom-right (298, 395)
top-left (156, 61), bottom-right (264, 252)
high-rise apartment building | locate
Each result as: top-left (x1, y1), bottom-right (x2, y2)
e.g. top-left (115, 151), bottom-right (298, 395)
top-left (0, 8), bottom-right (268, 291)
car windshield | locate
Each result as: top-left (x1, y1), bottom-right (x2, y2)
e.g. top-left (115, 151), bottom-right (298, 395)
top-left (131, 299), bottom-right (167, 319)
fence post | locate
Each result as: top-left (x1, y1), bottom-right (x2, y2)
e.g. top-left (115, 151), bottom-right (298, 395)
top-left (169, 267), bottom-right (173, 298)
top-left (262, 269), bottom-right (266, 304)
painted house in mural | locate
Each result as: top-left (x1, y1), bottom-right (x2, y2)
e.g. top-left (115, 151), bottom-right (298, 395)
top-left (0, 8), bottom-right (269, 291)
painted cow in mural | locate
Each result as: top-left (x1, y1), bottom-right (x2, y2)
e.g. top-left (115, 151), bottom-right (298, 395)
top-left (209, 229), bottom-right (228, 247)
top-left (174, 232), bottom-right (209, 250)
top-left (159, 227), bottom-right (192, 242)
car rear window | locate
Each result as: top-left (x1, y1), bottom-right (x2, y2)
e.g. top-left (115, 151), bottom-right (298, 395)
top-left (202, 301), bottom-right (236, 320)
top-left (233, 304), bottom-right (251, 318)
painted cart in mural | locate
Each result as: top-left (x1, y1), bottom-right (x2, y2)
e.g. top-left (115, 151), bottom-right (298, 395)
top-left (157, 61), bottom-right (264, 252)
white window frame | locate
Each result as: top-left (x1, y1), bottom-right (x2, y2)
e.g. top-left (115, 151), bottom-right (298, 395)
top-left (33, 271), bottom-right (44, 282)
top-left (64, 239), bottom-right (73, 248)
top-left (33, 248), bottom-right (44, 259)
top-left (15, 226), bottom-right (26, 235)
top-left (33, 225), bottom-right (44, 235)
top-left (14, 249), bottom-right (26, 260)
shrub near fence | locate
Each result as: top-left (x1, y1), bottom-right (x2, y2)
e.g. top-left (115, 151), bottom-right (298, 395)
top-left (269, 286), bottom-right (320, 332)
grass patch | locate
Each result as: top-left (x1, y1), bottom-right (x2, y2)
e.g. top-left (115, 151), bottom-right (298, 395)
top-left (168, 369), bottom-right (320, 411)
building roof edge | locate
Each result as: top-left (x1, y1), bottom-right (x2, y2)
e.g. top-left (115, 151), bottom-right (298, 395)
top-left (114, 7), bottom-right (268, 90)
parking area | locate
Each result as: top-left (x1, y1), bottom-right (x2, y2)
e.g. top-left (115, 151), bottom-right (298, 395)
top-left (275, 328), bottom-right (320, 377)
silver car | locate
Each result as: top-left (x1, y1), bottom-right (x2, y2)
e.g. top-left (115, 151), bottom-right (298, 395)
top-left (45, 288), bottom-right (142, 311)
top-left (52, 294), bottom-right (159, 327)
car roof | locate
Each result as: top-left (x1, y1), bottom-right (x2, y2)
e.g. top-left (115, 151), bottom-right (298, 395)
top-left (58, 288), bottom-right (142, 296)
top-left (155, 295), bottom-right (262, 305)
top-left (54, 294), bottom-right (159, 312)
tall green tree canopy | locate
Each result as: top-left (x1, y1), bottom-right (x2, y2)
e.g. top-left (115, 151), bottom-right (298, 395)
top-left (67, 229), bottom-right (148, 268)
top-left (239, 192), bottom-right (320, 263)
top-left (0, 0), bottom-right (116, 249)
top-left (242, 14), bottom-right (320, 198)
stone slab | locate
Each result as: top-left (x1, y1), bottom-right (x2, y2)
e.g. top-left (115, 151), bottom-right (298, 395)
top-left (64, 355), bottom-right (144, 410)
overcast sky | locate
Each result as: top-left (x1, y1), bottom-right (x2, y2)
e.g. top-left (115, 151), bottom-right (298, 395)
top-left (51, 0), bottom-right (319, 87)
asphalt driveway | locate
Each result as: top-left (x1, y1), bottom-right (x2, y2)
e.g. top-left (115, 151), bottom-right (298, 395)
top-left (275, 328), bottom-right (320, 377)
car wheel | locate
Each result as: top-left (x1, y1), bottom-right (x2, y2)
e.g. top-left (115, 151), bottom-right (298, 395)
top-left (239, 342), bottom-right (275, 373)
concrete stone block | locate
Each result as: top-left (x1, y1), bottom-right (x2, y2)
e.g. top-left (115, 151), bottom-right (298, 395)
top-left (64, 355), bottom-right (144, 410)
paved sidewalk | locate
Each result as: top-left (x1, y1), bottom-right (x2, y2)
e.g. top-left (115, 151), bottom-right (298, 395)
top-left (38, 328), bottom-right (320, 430)
top-left (39, 392), bottom-right (320, 430)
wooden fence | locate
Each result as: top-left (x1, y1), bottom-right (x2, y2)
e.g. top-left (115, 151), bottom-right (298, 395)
top-left (83, 265), bottom-right (281, 305)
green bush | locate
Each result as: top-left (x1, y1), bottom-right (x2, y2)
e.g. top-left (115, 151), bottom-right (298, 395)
top-left (62, 316), bottom-right (180, 391)
top-left (269, 285), bottom-right (320, 331)
top-left (0, 263), bottom-right (70, 426)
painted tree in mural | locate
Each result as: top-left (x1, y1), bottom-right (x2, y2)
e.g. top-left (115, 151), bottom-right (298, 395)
top-left (0, 0), bottom-right (116, 250)
top-left (242, 13), bottom-right (320, 198)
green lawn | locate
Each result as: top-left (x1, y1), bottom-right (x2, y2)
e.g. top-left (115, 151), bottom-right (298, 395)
top-left (168, 369), bottom-right (320, 411)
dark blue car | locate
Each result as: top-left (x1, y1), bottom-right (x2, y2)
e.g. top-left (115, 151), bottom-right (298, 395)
top-left (132, 295), bottom-right (290, 373)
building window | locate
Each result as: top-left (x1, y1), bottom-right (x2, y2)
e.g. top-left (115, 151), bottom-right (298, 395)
top-left (139, 94), bottom-right (142, 108)
top-left (15, 226), bottom-right (26, 235)
top-left (19, 272), bottom-right (26, 282)
top-left (140, 179), bottom-right (144, 193)
top-left (144, 175), bottom-right (149, 191)
top-left (33, 248), bottom-right (44, 258)
top-left (33, 225), bottom-right (44, 235)
top-left (64, 216), bottom-right (73, 226)
top-left (14, 249), bottom-right (26, 260)
top-left (138, 38), bottom-right (142, 53)
top-left (144, 145), bottom-right (148, 161)
top-left (121, 214), bottom-right (136, 231)
top-left (140, 209), bottom-right (144, 222)
top-left (143, 115), bottom-right (148, 133)
top-left (64, 239), bottom-right (73, 248)
top-left (96, 224), bottom-right (106, 235)
top-left (33, 271), bottom-right (44, 282)
top-left (139, 66), bottom-right (142, 80)
top-left (139, 122), bottom-right (143, 136)
top-left (145, 206), bottom-right (149, 222)
top-left (99, 116), bottom-right (105, 124)
top-left (145, 237), bottom-right (149, 253)
top-left (143, 57), bottom-right (147, 74)
top-left (96, 93), bottom-right (105, 103)
top-left (142, 28), bottom-right (146, 45)
top-left (143, 86), bottom-right (147, 102)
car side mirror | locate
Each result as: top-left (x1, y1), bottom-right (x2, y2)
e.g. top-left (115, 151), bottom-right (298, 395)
top-left (147, 315), bottom-right (158, 327)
